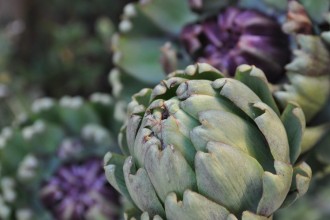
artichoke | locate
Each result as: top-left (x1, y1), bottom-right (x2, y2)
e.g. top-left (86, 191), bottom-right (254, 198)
top-left (104, 63), bottom-right (312, 220)
top-left (274, 1), bottom-right (330, 122)
top-left (0, 94), bottom-right (121, 220)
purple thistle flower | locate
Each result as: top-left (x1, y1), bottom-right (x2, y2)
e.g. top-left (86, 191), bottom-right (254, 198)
top-left (180, 7), bottom-right (290, 82)
top-left (40, 158), bottom-right (119, 220)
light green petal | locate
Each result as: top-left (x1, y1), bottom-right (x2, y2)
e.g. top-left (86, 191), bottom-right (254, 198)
top-left (164, 98), bottom-right (199, 138)
top-left (280, 102), bottom-right (305, 163)
top-left (257, 161), bottom-right (292, 216)
top-left (123, 157), bottom-right (165, 217)
top-left (212, 78), bottom-right (262, 119)
top-left (133, 127), bottom-right (161, 168)
top-left (252, 102), bottom-right (290, 163)
top-left (275, 74), bottom-right (330, 122)
top-left (126, 114), bottom-right (144, 156)
top-left (281, 162), bottom-right (312, 207)
top-left (190, 110), bottom-right (273, 170)
top-left (161, 115), bottom-right (196, 166)
top-left (195, 142), bottom-right (264, 215)
top-left (301, 124), bottom-right (329, 154)
top-left (138, 0), bottom-right (196, 34)
top-left (165, 190), bottom-right (233, 220)
top-left (144, 144), bottom-right (197, 203)
top-left (235, 65), bottom-right (279, 115)
top-left (242, 211), bottom-right (272, 220)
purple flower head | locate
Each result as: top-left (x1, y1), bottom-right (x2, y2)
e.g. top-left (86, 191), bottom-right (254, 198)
top-left (180, 7), bottom-right (290, 82)
top-left (40, 158), bottom-right (119, 220)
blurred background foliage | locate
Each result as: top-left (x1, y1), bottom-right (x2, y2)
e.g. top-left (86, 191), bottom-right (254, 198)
top-left (0, 0), bottom-right (131, 127)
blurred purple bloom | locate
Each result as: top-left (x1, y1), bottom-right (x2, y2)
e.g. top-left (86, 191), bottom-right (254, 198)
top-left (181, 7), bottom-right (290, 82)
top-left (40, 158), bottom-right (119, 220)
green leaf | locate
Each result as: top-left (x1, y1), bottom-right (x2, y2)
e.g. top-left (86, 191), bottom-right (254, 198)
top-left (59, 104), bottom-right (100, 134)
top-left (138, 0), bottom-right (197, 34)
top-left (104, 152), bottom-right (131, 201)
top-left (263, 0), bottom-right (287, 11)
top-left (196, 0), bottom-right (236, 13)
top-left (27, 123), bottom-right (65, 154)
top-left (113, 36), bottom-right (167, 84)
top-left (109, 68), bottom-right (150, 102)
top-left (0, 130), bottom-right (27, 175)
top-left (300, 0), bottom-right (330, 23)
top-left (239, 0), bottom-right (280, 14)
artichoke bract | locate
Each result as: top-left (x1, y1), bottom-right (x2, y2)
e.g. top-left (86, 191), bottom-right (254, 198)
top-left (104, 63), bottom-right (312, 220)
top-left (273, 1), bottom-right (330, 156)
top-left (274, 1), bottom-right (330, 123)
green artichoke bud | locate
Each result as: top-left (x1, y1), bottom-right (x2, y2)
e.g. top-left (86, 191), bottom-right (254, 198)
top-left (0, 94), bottom-right (122, 220)
top-left (274, 34), bottom-right (330, 123)
top-left (104, 63), bottom-right (312, 220)
top-left (273, 1), bottom-right (330, 155)
top-left (274, 0), bottom-right (330, 120)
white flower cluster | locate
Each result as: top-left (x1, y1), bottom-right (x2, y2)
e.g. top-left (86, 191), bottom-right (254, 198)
top-left (0, 177), bottom-right (16, 219)
top-left (119, 3), bottom-right (136, 33)
top-left (17, 154), bottom-right (39, 180)
top-left (0, 127), bottom-right (13, 149)
top-left (90, 93), bottom-right (113, 105)
top-left (82, 124), bottom-right (110, 144)
top-left (111, 37), bottom-right (122, 64)
top-left (59, 96), bottom-right (83, 109)
top-left (114, 100), bottom-right (127, 122)
top-left (58, 138), bottom-right (83, 159)
top-left (16, 208), bottom-right (33, 220)
top-left (31, 97), bottom-right (55, 113)
top-left (0, 195), bottom-right (10, 219)
top-left (22, 120), bottom-right (45, 140)
top-left (109, 68), bottom-right (122, 98)
top-left (1, 178), bottom-right (16, 202)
